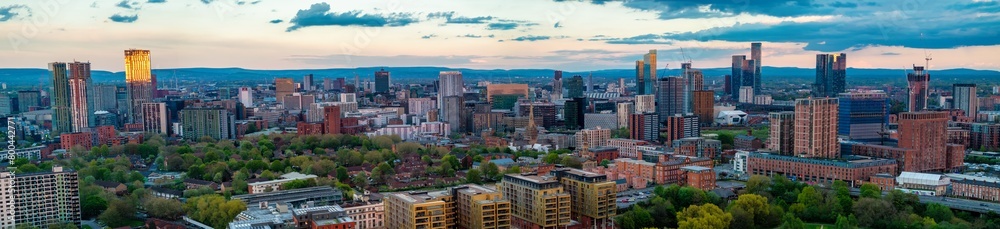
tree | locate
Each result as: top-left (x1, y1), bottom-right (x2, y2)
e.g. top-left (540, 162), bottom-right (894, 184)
top-left (853, 198), bottom-right (896, 228)
top-left (600, 159), bottom-right (611, 167)
top-left (144, 198), bottom-right (185, 220)
top-left (184, 195), bottom-right (247, 229)
top-left (616, 205), bottom-right (655, 229)
top-left (729, 207), bottom-right (754, 229)
top-left (677, 203), bottom-right (732, 229)
top-left (859, 183), bottom-right (881, 199)
top-left (779, 213), bottom-right (806, 229)
top-left (98, 199), bottom-right (136, 227)
top-left (336, 166), bottom-right (349, 182)
top-left (505, 166), bottom-right (521, 174)
top-left (560, 155), bottom-right (582, 169)
top-left (834, 214), bottom-right (858, 229)
top-left (543, 153), bottom-right (560, 164)
top-left (353, 172), bottom-right (370, 188)
top-left (81, 195), bottom-right (108, 219)
top-left (466, 168), bottom-right (483, 184)
top-left (746, 175), bottom-right (771, 196)
top-left (731, 194), bottom-right (770, 227)
top-left (481, 162), bottom-right (500, 181)
top-left (924, 203), bottom-right (954, 223)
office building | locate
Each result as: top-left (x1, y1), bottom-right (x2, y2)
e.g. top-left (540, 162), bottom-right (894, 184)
top-left (907, 66), bottom-right (931, 112)
top-left (657, 77), bottom-right (685, 122)
top-left (324, 105), bottom-right (342, 135)
top-left (486, 84), bottom-right (529, 103)
top-left (635, 95), bottom-right (655, 113)
top-left (629, 112), bottom-right (659, 143)
top-left (768, 111), bottom-right (795, 155)
top-left (282, 93), bottom-right (314, 111)
top-left (375, 69), bottom-right (390, 93)
top-left (636, 50), bottom-right (657, 95)
top-left (616, 102), bottom-right (633, 127)
top-left (552, 71), bottom-right (563, 101)
top-left (1, 167), bottom-right (80, 228)
top-left (550, 168), bottom-right (616, 228)
top-left (692, 90), bottom-right (714, 125)
top-left (794, 98), bottom-right (840, 158)
top-left (837, 91), bottom-right (889, 141)
top-left (438, 71), bottom-right (464, 114)
top-left (275, 78), bottom-right (295, 103)
top-left (50, 62), bottom-right (72, 135)
top-left (302, 74), bottom-right (314, 91)
top-left (68, 62), bottom-right (92, 132)
top-left (179, 107), bottom-right (234, 141)
top-left (141, 102), bottom-right (168, 134)
top-left (566, 75), bottom-right (585, 98)
top-left (953, 84), bottom-right (978, 117)
top-left (17, 90), bottom-right (40, 113)
top-left (564, 97), bottom-right (585, 130)
top-left (238, 87), bottom-right (253, 107)
top-left (814, 53), bottom-right (847, 97)
top-left (125, 49), bottom-right (154, 123)
top-left (501, 174), bottom-right (571, 229)
top-left (730, 55), bottom-right (746, 99)
top-left (584, 113), bottom-right (618, 130)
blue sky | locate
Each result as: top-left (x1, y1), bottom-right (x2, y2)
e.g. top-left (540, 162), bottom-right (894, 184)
top-left (0, 0), bottom-right (997, 71)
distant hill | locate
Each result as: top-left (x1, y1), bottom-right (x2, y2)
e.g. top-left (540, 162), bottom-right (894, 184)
top-left (1, 66), bottom-right (998, 86)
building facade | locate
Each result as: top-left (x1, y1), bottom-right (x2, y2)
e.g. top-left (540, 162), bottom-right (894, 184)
top-left (125, 49), bottom-right (154, 123)
top-left (794, 98), bottom-right (840, 158)
top-left (50, 62), bottom-right (72, 135)
top-left (838, 91), bottom-right (889, 141)
top-left (1, 167), bottom-right (81, 228)
top-left (768, 111), bottom-right (795, 154)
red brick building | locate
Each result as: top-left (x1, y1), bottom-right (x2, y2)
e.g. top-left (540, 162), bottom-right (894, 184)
top-left (868, 173), bottom-right (896, 191)
top-left (681, 166), bottom-right (716, 190)
top-left (583, 146), bottom-right (618, 162)
top-left (654, 156), bottom-right (713, 185)
top-left (96, 125), bottom-right (116, 146)
top-left (60, 132), bottom-right (93, 150)
top-left (297, 122), bottom-right (324, 135)
top-left (324, 105), bottom-right (342, 134)
top-left (746, 153), bottom-right (897, 186)
top-left (897, 112), bottom-right (964, 172)
top-left (950, 176), bottom-right (1000, 202)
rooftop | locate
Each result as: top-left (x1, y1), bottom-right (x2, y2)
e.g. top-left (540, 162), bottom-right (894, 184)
top-left (681, 165), bottom-right (712, 172)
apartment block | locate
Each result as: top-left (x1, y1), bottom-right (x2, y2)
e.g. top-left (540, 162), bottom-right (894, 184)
top-left (1, 167), bottom-right (81, 228)
top-left (550, 168), bottom-right (616, 229)
top-left (501, 174), bottom-right (571, 229)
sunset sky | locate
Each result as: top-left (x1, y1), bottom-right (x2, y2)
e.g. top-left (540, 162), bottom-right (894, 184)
top-left (0, 0), bottom-right (997, 72)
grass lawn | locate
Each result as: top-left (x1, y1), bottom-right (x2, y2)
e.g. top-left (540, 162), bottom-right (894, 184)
top-left (703, 126), bottom-right (770, 141)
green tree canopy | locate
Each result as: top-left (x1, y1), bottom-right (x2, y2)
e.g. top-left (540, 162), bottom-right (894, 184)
top-left (677, 203), bottom-right (732, 229)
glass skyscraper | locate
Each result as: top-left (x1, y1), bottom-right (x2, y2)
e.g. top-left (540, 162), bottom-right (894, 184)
top-left (838, 91), bottom-right (889, 142)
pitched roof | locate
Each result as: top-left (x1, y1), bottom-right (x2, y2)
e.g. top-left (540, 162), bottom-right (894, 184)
top-left (93, 180), bottom-right (124, 188)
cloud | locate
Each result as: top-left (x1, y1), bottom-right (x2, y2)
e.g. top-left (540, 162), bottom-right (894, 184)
top-left (881, 52), bottom-right (901, 56)
top-left (511, 35), bottom-right (551, 42)
top-left (0, 5), bottom-right (29, 22)
top-left (487, 22), bottom-right (518, 30)
top-left (147, 0), bottom-right (166, 3)
top-left (460, 34), bottom-right (482, 38)
top-left (286, 54), bottom-right (486, 66)
top-left (421, 34), bottom-right (437, 39)
top-left (446, 16), bottom-right (494, 24)
top-left (591, 34), bottom-right (674, 45)
top-left (287, 3), bottom-right (419, 31)
top-left (269, 19), bottom-right (283, 24)
top-left (554, 22), bottom-right (562, 28)
top-left (828, 2), bottom-right (858, 8)
top-left (109, 14), bottom-right (139, 23)
top-left (116, 0), bottom-right (137, 9)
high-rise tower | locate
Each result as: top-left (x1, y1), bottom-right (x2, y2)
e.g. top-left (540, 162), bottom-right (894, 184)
top-left (907, 66), bottom-right (930, 112)
top-left (657, 77), bottom-right (686, 122)
top-left (68, 61), bottom-right (92, 132)
top-left (125, 49), bottom-right (153, 124)
top-left (794, 97), bottom-right (840, 158)
top-left (730, 55), bottom-right (746, 99)
top-left (374, 69), bottom-right (390, 93)
top-left (552, 71), bottom-right (563, 101)
top-left (49, 62), bottom-right (72, 135)
top-left (953, 83), bottom-right (978, 117)
top-left (636, 50), bottom-right (657, 95)
top-left (814, 53), bottom-right (847, 97)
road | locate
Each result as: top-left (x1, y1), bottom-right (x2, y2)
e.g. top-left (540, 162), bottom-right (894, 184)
top-left (919, 196), bottom-right (1000, 213)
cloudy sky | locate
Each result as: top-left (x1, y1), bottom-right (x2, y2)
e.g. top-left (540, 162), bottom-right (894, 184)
top-left (0, 0), bottom-right (997, 72)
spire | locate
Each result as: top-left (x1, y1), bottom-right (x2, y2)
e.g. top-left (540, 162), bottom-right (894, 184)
top-left (526, 102), bottom-right (538, 145)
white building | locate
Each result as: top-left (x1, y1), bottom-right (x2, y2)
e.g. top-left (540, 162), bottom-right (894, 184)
top-left (238, 87), bottom-right (253, 107)
top-left (616, 103), bottom-right (634, 128)
top-left (716, 110), bottom-right (748, 126)
top-left (340, 93), bottom-right (357, 103)
top-left (344, 202), bottom-right (385, 229)
top-left (408, 97), bottom-right (436, 116)
top-left (739, 86), bottom-right (755, 103)
top-left (417, 121), bottom-right (450, 137)
top-left (369, 125), bottom-right (420, 141)
top-left (753, 95), bottom-right (773, 105)
top-left (733, 150), bottom-right (750, 175)
top-left (247, 172), bottom-right (318, 194)
top-left (606, 138), bottom-right (648, 159)
top-left (635, 95), bottom-right (656, 113)
top-left (0, 145), bottom-right (44, 161)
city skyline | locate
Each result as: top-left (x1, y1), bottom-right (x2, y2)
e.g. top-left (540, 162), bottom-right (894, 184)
top-left (0, 0), bottom-right (998, 71)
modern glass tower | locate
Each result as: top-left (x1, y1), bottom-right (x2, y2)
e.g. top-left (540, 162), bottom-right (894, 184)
top-left (49, 62), bottom-right (72, 135)
top-left (838, 90), bottom-right (889, 142)
top-left (125, 49), bottom-right (153, 124)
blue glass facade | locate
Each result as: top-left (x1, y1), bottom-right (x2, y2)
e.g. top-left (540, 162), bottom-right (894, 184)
top-left (838, 93), bottom-right (889, 141)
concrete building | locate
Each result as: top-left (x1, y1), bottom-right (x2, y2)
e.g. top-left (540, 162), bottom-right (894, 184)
top-left (715, 110), bottom-right (748, 126)
top-left (438, 71), bottom-right (464, 112)
top-left (794, 97), bottom-right (840, 158)
top-left (142, 102), bottom-right (168, 134)
top-left (550, 168), bottom-right (617, 228)
top-left (738, 86), bottom-right (755, 103)
top-left (229, 203), bottom-right (356, 229)
top-left (408, 98), bottom-right (435, 116)
top-left (442, 95), bottom-right (465, 132)
top-left (501, 174), bottom-right (572, 229)
top-left (616, 102), bottom-right (633, 128)
top-left (179, 107), bottom-right (235, 141)
top-left (663, 114), bottom-right (699, 145)
top-left (0, 167), bottom-right (80, 228)
top-left (953, 84), bottom-right (978, 117)
top-left (635, 95), bottom-right (656, 114)
top-left (238, 87), bottom-right (253, 107)
top-left (768, 111), bottom-right (795, 155)
top-left (552, 71), bottom-right (563, 101)
top-left (343, 202), bottom-right (384, 229)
